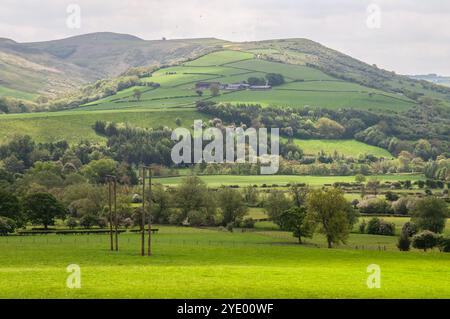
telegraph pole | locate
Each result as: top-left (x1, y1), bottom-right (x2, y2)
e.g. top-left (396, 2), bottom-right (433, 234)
top-left (141, 167), bottom-right (146, 256)
top-left (107, 175), bottom-right (118, 251)
top-left (107, 177), bottom-right (114, 251)
top-left (113, 177), bottom-right (118, 251)
top-left (147, 166), bottom-right (152, 256)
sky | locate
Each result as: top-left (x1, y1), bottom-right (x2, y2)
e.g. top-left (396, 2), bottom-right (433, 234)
top-left (1, 0), bottom-right (450, 75)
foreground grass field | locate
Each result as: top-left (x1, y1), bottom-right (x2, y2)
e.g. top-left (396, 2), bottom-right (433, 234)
top-left (1, 226), bottom-right (450, 298)
top-left (154, 174), bottom-right (423, 187)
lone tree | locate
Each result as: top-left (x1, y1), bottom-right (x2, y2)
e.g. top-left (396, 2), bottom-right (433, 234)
top-left (279, 206), bottom-right (314, 244)
top-left (133, 88), bottom-right (142, 101)
top-left (196, 90), bottom-right (203, 97)
top-left (217, 187), bottom-right (248, 226)
top-left (411, 197), bottom-right (448, 233)
top-left (210, 84), bottom-right (220, 97)
top-left (306, 188), bottom-right (352, 248)
top-left (23, 192), bottom-right (66, 229)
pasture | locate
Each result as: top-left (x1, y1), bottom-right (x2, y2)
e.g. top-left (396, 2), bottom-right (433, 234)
top-left (290, 139), bottom-right (393, 158)
top-left (0, 108), bottom-right (207, 144)
top-left (0, 85), bottom-right (36, 100)
top-left (154, 174), bottom-right (423, 187)
top-left (1, 226), bottom-right (450, 298)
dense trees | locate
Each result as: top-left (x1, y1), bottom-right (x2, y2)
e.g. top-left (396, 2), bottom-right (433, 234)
top-left (197, 101), bottom-right (450, 160)
top-left (264, 191), bottom-right (292, 225)
top-left (173, 176), bottom-right (217, 225)
top-left (217, 187), bottom-right (248, 226)
top-left (0, 189), bottom-right (22, 225)
top-left (265, 73), bottom-right (285, 86)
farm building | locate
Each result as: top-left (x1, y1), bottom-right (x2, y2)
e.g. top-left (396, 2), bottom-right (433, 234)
top-left (224, 83), bottom-right (250, 90)
top-left (195, 82), bottom-right (221, 89)
top-left (249, 85), bottom-right (272, 90)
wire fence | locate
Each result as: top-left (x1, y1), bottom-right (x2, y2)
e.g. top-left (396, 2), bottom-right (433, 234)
top-left (0, 234), bottom-right (392, 251)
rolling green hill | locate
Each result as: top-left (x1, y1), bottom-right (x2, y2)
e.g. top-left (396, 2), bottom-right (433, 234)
top-left (80, 49), bottom-right (417, 112)
top-left (0, 34), bottom-right (448, 161)
top-left (0, 48), bottom-right (440, 160)
top-left (1, 32), bottom-right (449, 106)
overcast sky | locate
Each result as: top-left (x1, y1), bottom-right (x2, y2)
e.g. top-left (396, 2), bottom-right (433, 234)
top-left (1, 0), bottom-right (450, 75)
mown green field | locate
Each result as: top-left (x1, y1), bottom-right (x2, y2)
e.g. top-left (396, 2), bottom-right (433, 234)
top-left (154, 174), bottom-right (423, 187)
top-left (290, 139), bottom-right (392, 157)
top-left (1, 226), bottom-right (450, 298)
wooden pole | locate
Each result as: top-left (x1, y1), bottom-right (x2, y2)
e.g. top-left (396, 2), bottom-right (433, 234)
top-left (114, 177), bottom-right (118, 251)
top-left (141, 167), bottom-right (146, 256)
top-left (108, 178), bottom-right (113, 251)
top-left (147, 167), bottom-right (152, 256)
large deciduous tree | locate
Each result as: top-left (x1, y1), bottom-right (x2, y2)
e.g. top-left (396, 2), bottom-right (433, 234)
top-left (278, 206), bottom-right (314, 244)
top-left (306, 188), bottom-right (353, 248)
top-left (23, 192), bottom-right (66, 229)
top-left (411, 197), bottom-right (448, 234)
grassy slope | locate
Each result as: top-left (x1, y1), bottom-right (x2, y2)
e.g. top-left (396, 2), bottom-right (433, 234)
top-left (154, 174), bottom-right (423, 187)
top-left (0, 108), bottom-right (207, 144)
top-left (1, 227), bottom-right (450, 298)
top-left (82, 50), bottom-right (417, 112)
top-left (291, 139), bottom-right (392, 157)
top-left (0, 85), bottom-right (36, 100)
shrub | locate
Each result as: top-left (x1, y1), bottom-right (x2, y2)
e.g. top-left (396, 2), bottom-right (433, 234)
top-left (357, 197), bottom-right (392, 215)
top-left (80, 215), bottom-right (98, 229)
top-left (97, 217), bottom-right (108, 228)
top-left (392, 196), bottom-right (416, 215)
top-left (226, 222), bottom-right (234, 232)
top-left (412, 231), bottom-right (441, 251)
top-left (366, 217), bottom-right (395, 236)
top-left (187, 210), bottom-right (206, 226)
top-left (438, 237), bottom-right (450, 253)
top-left (397, 232), bottom-right (411, 251)
top-left (66, 217), bottom-right (78, 229)
top-left (359, 220), bottom-right (366, 234)
top-left (122, 217), bottom-right (133, 229)
top-left (0, 217), bottom-right (16, 235)
top-left (401, 222), bottom-right (418, 237)
top-left (385, 191), bottom-right (399, 202)
top-left (242, 218), bottom-right (256, 229)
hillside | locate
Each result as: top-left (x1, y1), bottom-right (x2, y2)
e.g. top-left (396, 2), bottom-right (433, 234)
top-left (1, 32), bottom-right (450, 106)
top-left (80, 49), bottom-right (416, 112)
top-left (0, 33), bottom-right (225, 97)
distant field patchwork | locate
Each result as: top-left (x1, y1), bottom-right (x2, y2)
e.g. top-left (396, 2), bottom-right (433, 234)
top-left (154, 174), bottom-right (424, 187)
top-left (0, 50), bottom-right (417, 145)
